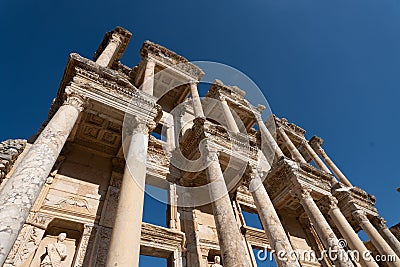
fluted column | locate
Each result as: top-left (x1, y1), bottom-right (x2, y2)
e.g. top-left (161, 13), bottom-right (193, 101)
top-left (291, 186), bottom-right (353, 267)
top-left (310, 137), bottom-right (352, 187)
top-left (248, 168), bottom-right (300, 267)
top-left (142, 58), bottom-right (156, 95)
top-left (352, 211), bottom-right (400, 267)
top-left (96, 33), bottom-right (123, 67)
top-left (0, 91), bottom-right (85, 265)
top-left (106, 117), bottom-right (155, 267)
top-left (278, 128), bottom-right (307, 164)
top-left (254, 113), bottom-right (284, 159)
top-left (323, 197), bottom-right (378, 267)
top-left (221, 97), bottom-right (240, 133)
top-left (189, 81), bottom-right (205, 119)
top-left (205, 144), bottom-right (249, 267)
top-left (371, 216), bottom-right (400, 257)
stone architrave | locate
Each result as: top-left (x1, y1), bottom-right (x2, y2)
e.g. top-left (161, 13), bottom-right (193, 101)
top-left (105, 116), bottom-right (156, 267)
top-left (0, 91), bottom-right (85, 266)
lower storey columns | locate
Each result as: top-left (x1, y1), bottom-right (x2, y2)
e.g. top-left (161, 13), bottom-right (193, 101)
top-left (352, 211), bottom-right (400, 267)
top-left (248, 169), bottom-right (300, 267)
top-left (205, 144), bottom-right (249, 267)
top-left (371, 216), bottom-right (400, 257)
top-left (323, 197), bottom-right (378, 267)
top-left (105, 117), bottom-right (155, 267)
top-left (291, 186), bottom-right (354, 267)
top-left (0, 91), bottom-right (85, 265)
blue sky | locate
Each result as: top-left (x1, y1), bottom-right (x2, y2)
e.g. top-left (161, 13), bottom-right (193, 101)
top-left (1, 0), bottom-right (399, 265)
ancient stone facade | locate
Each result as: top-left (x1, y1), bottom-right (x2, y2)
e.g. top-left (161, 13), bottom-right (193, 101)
top-left (0, 26), bottom-right (399, 267)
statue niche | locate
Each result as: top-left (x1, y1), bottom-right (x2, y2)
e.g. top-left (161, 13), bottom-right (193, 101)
top-left (40, 233), bottom-right (68, 267)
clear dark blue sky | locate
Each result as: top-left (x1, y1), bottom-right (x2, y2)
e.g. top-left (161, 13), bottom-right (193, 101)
top-left (1, 0), bottom-right (399, 265)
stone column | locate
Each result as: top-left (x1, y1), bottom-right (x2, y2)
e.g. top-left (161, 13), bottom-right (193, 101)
top-left (169, 183), bottom-right (178, 230)
top-left (221, 97), bottom-right (240, 133)
top-left (278, 128), bottom-right (307, 164)
top-left (254, 113), bottom-right (284, 159)
top-left (0, 91), bottom-right (85, 265)
top-left (96, 33), bottom-right (123, 67)
top-left (248, 168), bottom-right (300, 267)
top-left (142, 58), bottom-right (156, 95)
top-left (204, 144), bottom-right (249, 267)
top-left (371, 216), bottom-right (400, 256)
top-left (310, 137), bottom-right (352, 187)
top-left (302, 140), bottom-right (332, 174)
top-left (166, 121), bottom-right (176, 151)
top-left (323, 197), bottom-right (378, 267)
top-left (189, 81), bottom-right (205, 119)
top-left (291, 186), bottom-right (353, 267)
top-left (352, 211), bottom-right (400, 267)
top-left (105, 117), bottom-right (155, 267)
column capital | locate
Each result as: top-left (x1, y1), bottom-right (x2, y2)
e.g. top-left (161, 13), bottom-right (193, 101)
top-left (188, 79), bottom-right (198, 85)
top-left (146, 57), bottom-right (156, 63)
top-left (352, 210), bottom-right (369, 223)
top-left (64, 89), bottom-right (86, 112)
top-left (202, 141), bottom-right (219, 164)
top-left (124, 116), bottom-right (157, 136)
top-left (371, 216), bottom-right (387, 230)
top-left (290, 185), bottom-right (312, 201)
top-left (319, 195), bottom-right (339, 213)
top-left (110, 32), bottom-right (123, 45)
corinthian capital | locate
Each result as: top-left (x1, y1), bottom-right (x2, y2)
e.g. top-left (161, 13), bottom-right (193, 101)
top-left (290, 185), bottom-right (312, 201)
top-left (352, 210), bottom-right (369, 223)
top-left (124, 116), bottom-right (156, 136)
top-left (64, 89), bottom-right (86, 111)
top-left (371, 216), bottom-right (387, 230)
top-left (110, 32), bottom-right (123, 44)
top-left (202, 141), bottom-right (219, 164)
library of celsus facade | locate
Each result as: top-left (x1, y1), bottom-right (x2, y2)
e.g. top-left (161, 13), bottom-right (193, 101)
top-left (0, 26), bottom-right (399, 267)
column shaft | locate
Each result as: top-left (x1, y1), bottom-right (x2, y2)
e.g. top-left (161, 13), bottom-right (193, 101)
top-left (315, 145), bottom-right (352, 187)
top-left (221, 98), bottom-right (240, 133)
top-left (249, 172), bottom-right (300, 267)
top-left (353, 211), bottom-right (400, 267)
top-left (205, 148), bottom-right (249, 267)
top-left (380, 228), bottom-right (400, 256)
top-left (293, 187), bottom-right (353, 267)
top-left (106, 118), bottom-right (152, 267)
top-left (255, 115), bottom-right (285, 159)
top-left (327, 201), bottom-right (378, 267)
top-left (372, 217), bottom-right (400, 257)
top-left (96, 33), bottom-right (122, 67)
top-left (142, 59), bottom-right (156, 95)
top-left (189, 82), bottom-right (205, 119)
top-left (279, 128), bottom-right (307, 164)
top-left (303, 141), bottom-right (332, 174)
top-left (0, 93), bottom-right (84, 265)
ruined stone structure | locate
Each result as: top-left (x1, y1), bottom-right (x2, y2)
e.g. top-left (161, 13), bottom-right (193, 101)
top-left (0, 27), bottom-right (399, 267)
